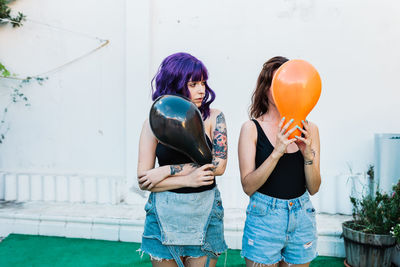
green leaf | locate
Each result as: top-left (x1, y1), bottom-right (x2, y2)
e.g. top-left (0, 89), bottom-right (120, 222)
top-left (0, 62), bottom-right (11, 77)
top-left (3, 69), bottom-right (10, 77)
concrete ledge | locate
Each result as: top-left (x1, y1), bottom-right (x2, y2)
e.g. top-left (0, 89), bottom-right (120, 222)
top-left (0, 201), bottom-right (350, 257)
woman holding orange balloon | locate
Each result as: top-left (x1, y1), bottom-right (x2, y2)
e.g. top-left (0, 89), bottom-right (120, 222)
top-left (238, 56), bottom-right (321, 266)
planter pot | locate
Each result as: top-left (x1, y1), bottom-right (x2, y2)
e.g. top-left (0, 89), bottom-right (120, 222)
top-left (342, 221), bottom-right (396, 267)
top-left (392, 244), bottom-right (400, 266)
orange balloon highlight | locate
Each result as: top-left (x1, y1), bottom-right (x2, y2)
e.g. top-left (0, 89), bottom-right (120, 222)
top-left (271, 59), bottom-right (321, 139)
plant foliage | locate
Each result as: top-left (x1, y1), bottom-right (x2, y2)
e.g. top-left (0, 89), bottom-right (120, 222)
top-left (0, 0), bottom-right (25, 27)
top-left (349, 165), bottom-right (400, 235)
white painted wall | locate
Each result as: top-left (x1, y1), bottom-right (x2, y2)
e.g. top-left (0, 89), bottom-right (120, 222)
top-left (0, 0), bottom-right (126, 176)
top-left (1, 0), bottom-right (399, 214)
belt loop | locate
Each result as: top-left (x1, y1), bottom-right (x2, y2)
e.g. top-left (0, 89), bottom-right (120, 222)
top-left (272, 198), bottom-right (276, 209)
top-left (299, 193), bottom-right (307, 208)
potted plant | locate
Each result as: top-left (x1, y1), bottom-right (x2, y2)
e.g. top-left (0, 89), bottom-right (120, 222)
top-left (342, 166), bottom-right (400, 267)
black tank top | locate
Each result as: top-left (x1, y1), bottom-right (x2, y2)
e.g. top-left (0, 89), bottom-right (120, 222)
top-left (252, 119), bottom-right (306, 199)
top-left (156, 136), bottom-right (216, 193)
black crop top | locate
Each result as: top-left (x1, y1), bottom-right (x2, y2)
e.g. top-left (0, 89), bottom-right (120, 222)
top-left (155, 136), bottom-right (216, 193)
top-left (252, 119), bottom-right (306, 199)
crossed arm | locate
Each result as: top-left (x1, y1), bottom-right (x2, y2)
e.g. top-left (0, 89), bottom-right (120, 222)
top-left (137, 110), bottom-right (228, 192)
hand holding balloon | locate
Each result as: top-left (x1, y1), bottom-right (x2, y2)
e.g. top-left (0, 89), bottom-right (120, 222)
top-left (294, 120), bottom-right (315, 162)
top-left (271, 117), bottom-right (298, 159)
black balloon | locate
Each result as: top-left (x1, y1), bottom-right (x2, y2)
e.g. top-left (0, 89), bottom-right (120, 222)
top-left (149, 95), bottom-right (212, 165)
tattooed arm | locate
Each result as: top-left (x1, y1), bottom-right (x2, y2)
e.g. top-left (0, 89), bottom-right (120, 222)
top-left (138, 162), bottom-right (201, 190)
top-left (145, 164), bottom-right (215, 192)
top-left (170, 163), bottom-right (199, 176)
top-left (210, 110), bottom-right (228, 176)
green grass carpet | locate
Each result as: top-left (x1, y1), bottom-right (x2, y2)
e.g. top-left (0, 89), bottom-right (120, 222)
top-left (0, 234), bottom-right (344, 266)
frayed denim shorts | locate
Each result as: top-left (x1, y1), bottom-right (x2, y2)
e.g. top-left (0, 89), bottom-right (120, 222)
top-left (140, 186), bottom-right (227, 265)
top-left (241, 191), bottom-right (318, 265)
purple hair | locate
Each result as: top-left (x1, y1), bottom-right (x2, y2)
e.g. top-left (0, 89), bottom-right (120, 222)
top-left (151, 52), bottom-right (216, 120)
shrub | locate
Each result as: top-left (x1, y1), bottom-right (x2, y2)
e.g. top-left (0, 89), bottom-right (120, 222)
top-left (349, 166), bottom-right (400, 235)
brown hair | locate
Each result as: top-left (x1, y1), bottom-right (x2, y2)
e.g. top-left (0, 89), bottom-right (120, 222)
top-left (249, 56), bottom-right (289, 119)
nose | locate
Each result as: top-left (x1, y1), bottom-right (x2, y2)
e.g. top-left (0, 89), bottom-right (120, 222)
top-left (197, 83), bottom-right (205, 94)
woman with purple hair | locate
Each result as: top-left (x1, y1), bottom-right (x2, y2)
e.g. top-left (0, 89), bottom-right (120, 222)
top-left (137, 52), bottom-right (228, 267)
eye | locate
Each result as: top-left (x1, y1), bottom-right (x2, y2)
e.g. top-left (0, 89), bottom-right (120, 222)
top-left (188, 82), bottom-right (196, 87)
top-left (201, 81), bottom-right (206, 86)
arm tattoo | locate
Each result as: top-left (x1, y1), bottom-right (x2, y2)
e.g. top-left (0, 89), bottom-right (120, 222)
top-left (211, 158), bottom-right (220, 172)
top-left (212, 112), bottom-right (228, 160)
top-left (189, 163), bottom-right (200, 168)
top-left (170, 164), bottom-right (184, 175)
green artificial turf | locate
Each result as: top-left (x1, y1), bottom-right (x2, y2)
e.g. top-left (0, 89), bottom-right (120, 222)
top-left (0, 234), bottom-right (344, 266)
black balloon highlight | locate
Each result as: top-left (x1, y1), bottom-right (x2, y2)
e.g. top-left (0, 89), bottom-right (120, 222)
top-left (149, 95), bottom-right (212, 165)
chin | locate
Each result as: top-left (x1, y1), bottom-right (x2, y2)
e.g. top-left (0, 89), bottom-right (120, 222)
top-left (192, 102), bottom-right (201, 107)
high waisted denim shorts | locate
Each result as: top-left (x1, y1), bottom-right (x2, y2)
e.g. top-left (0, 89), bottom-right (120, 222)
top-left (241, 191), bottom-right (318, 265)
top-left (140, 187), bottom-right (227, 265)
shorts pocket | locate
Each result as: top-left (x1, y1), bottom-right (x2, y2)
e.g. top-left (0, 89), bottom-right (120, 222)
top-left (246, 199), bottom-right (267, 216)
top-left (213, 196), bottom-right (224, 220)
top-left (304, 201), bottom-right (316, 217)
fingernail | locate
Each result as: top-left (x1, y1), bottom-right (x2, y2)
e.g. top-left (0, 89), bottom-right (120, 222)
top-left (296, 126), bottom-right (301, 130)
top-left (290, 119), bottom-right (294, 122)
top-left (301, 120), bottom-right (305, 124)
top-left (282, 117), bottom-right (285, 121)
top-left (295, 135), bottom-right (300, 138)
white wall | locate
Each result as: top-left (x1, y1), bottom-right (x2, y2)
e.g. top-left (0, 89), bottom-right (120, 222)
top-left (0, 0), bottom-right (126, 175)
top-left (1, 0), bottom-right (399, 214)
top-left (128, 0), bottom-right (400, 213)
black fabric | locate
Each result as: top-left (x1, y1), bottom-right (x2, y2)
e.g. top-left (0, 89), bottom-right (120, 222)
top-left (156, 136), bottom-right (215, 193)
top-left (252, 119), bottom-right (306, 199)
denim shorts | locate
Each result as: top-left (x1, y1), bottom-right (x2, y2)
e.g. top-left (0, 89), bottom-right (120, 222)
top-left (241, 191), bottom-right (318, 265)
top-left (140, 187), bottom-right (227, 265)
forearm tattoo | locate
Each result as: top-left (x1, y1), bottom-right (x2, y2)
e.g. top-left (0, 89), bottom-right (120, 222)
top-left (170, 164), bottom-right (184, 175)
top-left (212, 112), bottom-right (228, 160)
top-left (189, 163), bottom-right (200, 168)
top-left (211, 158), bottom-right (220, 172)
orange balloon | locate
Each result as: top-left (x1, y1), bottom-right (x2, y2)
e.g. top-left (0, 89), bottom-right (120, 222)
top-left (271, 59), bottom-right (321, 139)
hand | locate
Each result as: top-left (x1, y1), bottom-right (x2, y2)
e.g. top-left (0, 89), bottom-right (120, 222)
top-left (294, 120), bottom-right (314, 161)
top-left (186, 164), bottom-right (215, 188)
top-left (138, 166), bottom-right (169, 190)
top-left (272, 117), bottom-right (297, 159)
